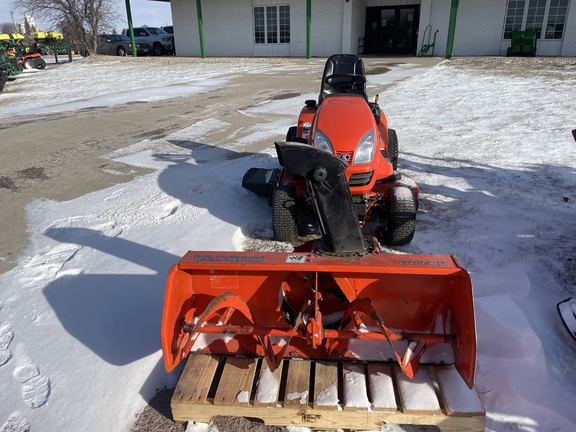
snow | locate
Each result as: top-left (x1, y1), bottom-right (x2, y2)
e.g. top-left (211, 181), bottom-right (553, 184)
top-left (368, 366), bottom-right (396, 410)
top-left (314, 383), bottom-right (339, 407)
top-left (285, 389), bottom-right (308, 405)
top-left (236, 391), bottom-right (249, 404)
top-left (396, 369), bottom-right (440, 412)
top-left (436, 366), bottom-right (484, 414)
top-left (1, 57), bottom-right (576, 432)
top-left (343, 365), bottom-right (371, 409)
top-left (255, 367), bottom-right (279, 404)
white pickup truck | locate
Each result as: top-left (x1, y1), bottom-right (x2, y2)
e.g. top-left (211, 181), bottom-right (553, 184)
top-left (122, 27), bottom-right (174, 56)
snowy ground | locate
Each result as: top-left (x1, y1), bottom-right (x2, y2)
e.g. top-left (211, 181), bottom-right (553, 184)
top-left (1, 56), bottom-right (576, 432)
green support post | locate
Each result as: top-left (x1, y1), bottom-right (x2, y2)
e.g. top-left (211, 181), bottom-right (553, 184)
top-left (306, 0), bottom-right (311, 59)
top-left (196, 0), bottom-right (206, 58)
top-left (124, 0), bottom-right (137, 57)
top-left (445, 0), bottom-right (459, 59)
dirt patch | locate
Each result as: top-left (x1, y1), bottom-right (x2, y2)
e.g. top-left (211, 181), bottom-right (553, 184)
top-left (0, 176), bottom-right (16, 190)
top-left (131, 389), bottom-right (185, 432)
top-left (17, 167), bottom-right (48, 180)
top-left (270, 92), bottom-right (301, 100)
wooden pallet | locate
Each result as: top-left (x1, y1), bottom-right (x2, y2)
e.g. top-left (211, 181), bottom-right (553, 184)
top-left (171, 354), bottom-right (486, 432)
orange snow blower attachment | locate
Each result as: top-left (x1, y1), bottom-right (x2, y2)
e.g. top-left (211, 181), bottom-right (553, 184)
top-left (162, 252), bottom-right (476, 388)
top-left (161, 142), bottom-right (477, 388)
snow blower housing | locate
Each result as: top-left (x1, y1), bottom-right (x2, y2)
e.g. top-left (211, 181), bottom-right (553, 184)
top-left (162, 141), bottom-right (477, 389)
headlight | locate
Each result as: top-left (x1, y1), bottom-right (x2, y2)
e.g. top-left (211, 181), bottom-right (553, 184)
top-left (313, 130), bottom-right (334, 154)
top-left (353, 130), bottom-right (376, 165)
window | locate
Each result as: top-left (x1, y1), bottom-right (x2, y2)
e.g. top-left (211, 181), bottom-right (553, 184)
top-left (254, 5), bottom-right (290, 44)
top-left (503, 0), bottom-right (570, 39)
top-left (525, 0), bottom-right (546, 37)
top-left (504, 0), bottom-right (526, 39)
top-left (546, 0), bottom-right (569, 39)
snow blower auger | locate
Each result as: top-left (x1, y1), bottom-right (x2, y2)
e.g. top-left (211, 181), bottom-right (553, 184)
top-left (161, 142), bottom-right (477, 389)
top-left (242, 54), bottom-right (419, 246)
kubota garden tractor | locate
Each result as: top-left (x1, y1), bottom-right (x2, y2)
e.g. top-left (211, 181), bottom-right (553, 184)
top-left (161, 56), bottom-right (477, 389)
top-left (243, 54), bottom-right (418, 246)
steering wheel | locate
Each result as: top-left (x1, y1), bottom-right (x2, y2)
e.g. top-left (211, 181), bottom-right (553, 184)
top-left (324, 74), bottom-right (367, 92)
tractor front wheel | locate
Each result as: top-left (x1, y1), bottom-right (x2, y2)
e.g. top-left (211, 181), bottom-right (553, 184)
top-left (272, 186), bottom-right (298, 243)
top-left (381, 187), bottom-right (416, 245)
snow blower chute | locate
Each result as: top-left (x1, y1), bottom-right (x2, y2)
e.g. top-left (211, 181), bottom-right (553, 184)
top-left (161, 142), bottom-right (477, 388)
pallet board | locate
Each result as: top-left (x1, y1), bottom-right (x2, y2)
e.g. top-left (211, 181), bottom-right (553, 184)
top-left (172, 354), bottom-right (486, 432)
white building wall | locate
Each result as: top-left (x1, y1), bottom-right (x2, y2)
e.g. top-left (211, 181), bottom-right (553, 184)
top-left (452, 0), bottom-right (506, 56)
top-left (170, 0), bottom-right (576, 57)
top-left (171, 0), bottom-right (254, 56)
top-left (170, 0), bottom-right (200, 56)
top-left (422, 0), bottom-right (450, 56)
top-left (351, 0), bottom-right (368, 54)
top-left (418, 0), bottom-right (505, 57)
top-left (310, 0), bottom-right (345, 57)
top-left (561, 0), bottom-right (576, 56)
top-left (290, 0), bottom-right (308, 56)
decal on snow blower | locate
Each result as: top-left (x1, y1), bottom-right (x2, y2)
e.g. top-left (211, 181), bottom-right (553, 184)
top-left (397, 260), bottom-right (448, 266)
top-left (194, 255), bottom-right (264, 263)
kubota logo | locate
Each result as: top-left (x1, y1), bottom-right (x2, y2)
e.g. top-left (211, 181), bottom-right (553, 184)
top-left (339, 153), bottom-right (351, 164)
top-left (194, 255), bottom-right (264, 262)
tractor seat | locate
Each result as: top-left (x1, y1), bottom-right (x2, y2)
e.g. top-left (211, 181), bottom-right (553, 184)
top-left (318, 54), bottom-right (368, 104)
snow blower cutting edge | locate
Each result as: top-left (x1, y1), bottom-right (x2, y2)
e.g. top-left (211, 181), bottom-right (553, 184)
top-left (161, 141), bottom-right (477, 388)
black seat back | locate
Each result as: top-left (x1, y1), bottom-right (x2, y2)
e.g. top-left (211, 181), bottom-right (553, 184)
top-left (319, 54), bottom-right (367, 104)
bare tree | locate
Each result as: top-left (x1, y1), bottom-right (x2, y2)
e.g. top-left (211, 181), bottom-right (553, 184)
top-left (0, 22), bottom-right (18, 34)
top-left (12, 0), bottom-right (120, 54)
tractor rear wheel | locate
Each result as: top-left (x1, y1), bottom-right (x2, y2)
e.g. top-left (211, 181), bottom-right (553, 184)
top-left (388, 128), bottom-right (399, 171)
top-left (36, 59), bottom-right (46, 69)
top-left (382, 187), bottom-right (416, 245)
top-left (272, 186), bottom-right (298, 243)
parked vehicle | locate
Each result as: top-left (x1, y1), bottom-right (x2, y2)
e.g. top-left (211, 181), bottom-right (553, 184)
top-left (121, 27), bottom-right (174, 56)
top-left (161, 26), bottom-right (173, 34)
top-left (97, 34), bottom-right (150, 56)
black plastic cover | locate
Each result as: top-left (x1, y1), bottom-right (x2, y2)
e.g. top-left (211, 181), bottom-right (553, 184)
top-left (274, 142), bottom-right (366, 254)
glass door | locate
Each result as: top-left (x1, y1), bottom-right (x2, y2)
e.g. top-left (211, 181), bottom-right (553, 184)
top-left (364, 5), bottom-right (420, 54)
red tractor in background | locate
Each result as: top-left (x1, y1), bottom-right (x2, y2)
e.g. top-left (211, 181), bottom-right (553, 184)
top-left (243, 54), bottom-right (418, 247)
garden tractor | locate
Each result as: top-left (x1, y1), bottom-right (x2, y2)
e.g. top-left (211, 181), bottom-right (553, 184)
top-left (161, 138), bottom-right (478, 389)
top-left (243, 54), bottom-right (418, 246)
